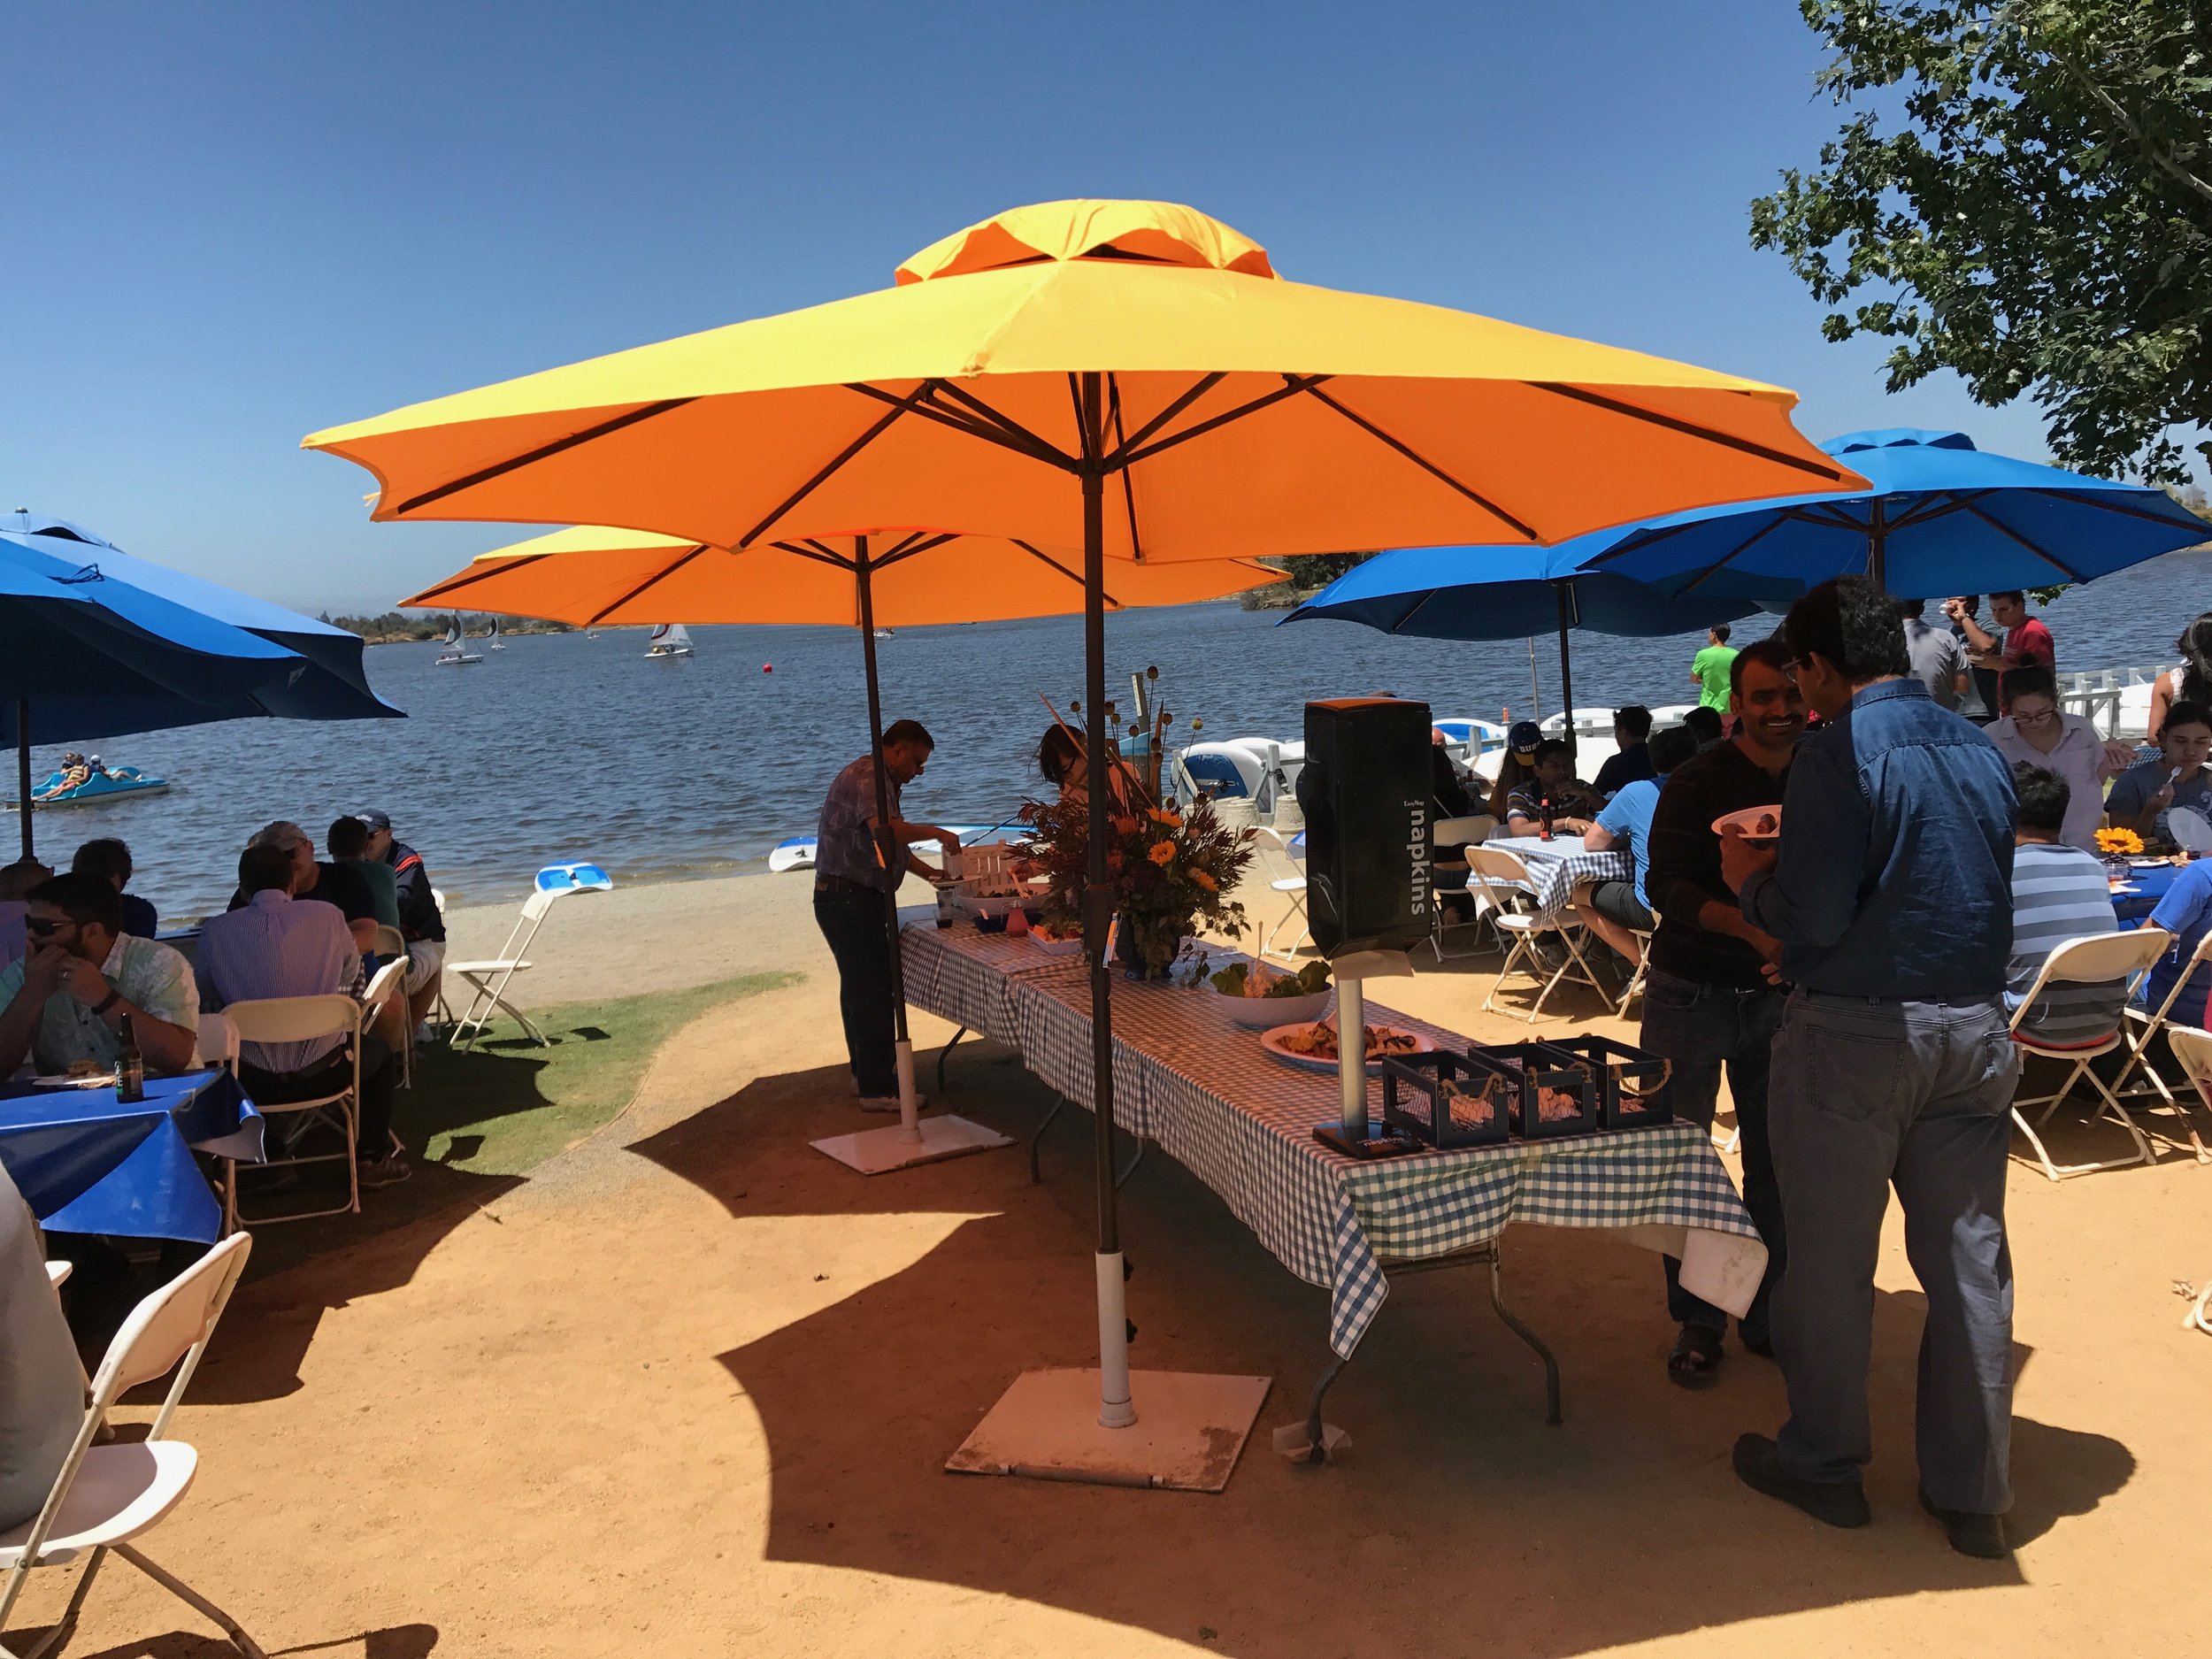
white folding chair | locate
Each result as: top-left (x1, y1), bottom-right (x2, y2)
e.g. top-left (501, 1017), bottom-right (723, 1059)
top-left (42, 1262), bottom-right (70, 1290)
top-left (1429, 813), bottom-right (1500, 962)
top-left (1467, 846), bottom-right (1608, 1022)
top-left (2108, 928), bottom-right (2212, 1161)
top-left (219, 995), bottom-right (365, 1226)
top-left (193, 1012), bottom-right (238, 1074)
top-left (443, 874), bottom-right (606, 1048)
top-left (0, 1233), bottom-right (262, 1659)
top-left (1248, 827), bottom-right (1311, 963)
top-left (1615, 910), bottom-right (1658, 1016)
top-left (2008, 928), bottom-right (2173, 1181)
top-left (2163, 1028), bottom-right (2212, 1336)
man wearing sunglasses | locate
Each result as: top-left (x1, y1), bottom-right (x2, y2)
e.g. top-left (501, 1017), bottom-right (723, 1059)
top-left (0, 872), bottom-right (199, 1080)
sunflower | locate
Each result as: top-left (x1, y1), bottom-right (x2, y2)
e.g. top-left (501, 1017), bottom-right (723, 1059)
top-left (1148, 806), bottom-right (1184, 828)
top-left (1190, 868), bottom-right (1218, 892)
top-left (2095, 826), bottom-right (2146, 856)
top-left (1148, 840), bottom-right (1178, 866)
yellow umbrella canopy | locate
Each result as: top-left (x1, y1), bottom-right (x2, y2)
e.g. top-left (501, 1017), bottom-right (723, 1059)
top-left (305, 198), bottom-right (1863, 562)
top-left (400, 524), bottom-right (1286, 627)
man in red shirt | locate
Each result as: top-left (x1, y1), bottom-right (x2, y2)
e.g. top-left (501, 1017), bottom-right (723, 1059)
top-left (1952, 590), bottom-right (2053, 708)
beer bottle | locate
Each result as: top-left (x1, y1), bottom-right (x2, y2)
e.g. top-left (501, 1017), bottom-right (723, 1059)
top-left (117, 1013), bottom-right (145, 1102)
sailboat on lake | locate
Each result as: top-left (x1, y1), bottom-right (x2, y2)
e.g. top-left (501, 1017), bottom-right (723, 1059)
top-left (487, 615), bottom-right (505, 650)
top-left (644, 623), bottom-right (695, 660)
top-left (435, 620), bottom-right (483, 666)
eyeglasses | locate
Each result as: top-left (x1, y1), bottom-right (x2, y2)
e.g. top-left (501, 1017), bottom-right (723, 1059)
top-left (23, 916), bottom-right (72, 937)
top-left (2012, 706), bottom-right (2058, 726)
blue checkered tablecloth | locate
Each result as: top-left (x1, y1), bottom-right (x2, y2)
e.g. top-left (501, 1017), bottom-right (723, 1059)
top-left (898, 910), bottom-right (1082, 1047)
top-left (901, 926), bottom-right (1765, 1359)
top-left (1484, 837), bottom-right (1636, 923)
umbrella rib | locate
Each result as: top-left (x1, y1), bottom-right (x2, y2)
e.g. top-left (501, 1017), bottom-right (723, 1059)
top-left (1009, 538), bottom-right (1123, 608)
top-left (388, 399), bottom-right (696, 518)
top-left (873, 532), bottom-right (959, 571)
top-left (1109, 380), bottom-right (1144, 559)
top-left (1958, 504), bottom-right (2090, 582)
top-left (1117, 374), bottom-right (1332, 467)
top-left (842, 380), bottom-right (1064, 466)
top-left (1107, 372), bottom-right (1227, 463)
top-left (1389, 587), bottom-right (1445, 636)
top-left (771, 540), bottom-right (860, 570)
top-left (581, 542), bottom-right (715, 625)
top-left (2022, 486), bottom-right (2212, 531)
top-left (737, 385), bottom-right (937, 548)
top-left (1298, 382), bottom-right (1542, 541)
top-left (1674, 512), bottom-right (1801, 596)
top-left (1530, 384), bottom-right (1853, 480)
top-left (926, 383), bottom-right (1078, 469)
top-left (402, 552), bottom-right (553, 606)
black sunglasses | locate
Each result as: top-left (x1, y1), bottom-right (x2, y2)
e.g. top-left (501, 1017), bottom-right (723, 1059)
top-left (24, 916), bottom-right (73, 937)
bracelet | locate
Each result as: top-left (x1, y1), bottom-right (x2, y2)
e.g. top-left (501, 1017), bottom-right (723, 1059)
top-left (90, 988), bottom-right (121, 1018)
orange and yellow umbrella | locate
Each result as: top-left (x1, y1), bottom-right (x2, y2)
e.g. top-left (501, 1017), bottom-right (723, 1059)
top-left (400, 524), bottom-right (1284, 627)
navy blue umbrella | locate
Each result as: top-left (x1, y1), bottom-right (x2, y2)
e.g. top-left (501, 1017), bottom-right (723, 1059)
top-left (1574, 429), bottom-right (2211, 599)
top-left (3, 513), bottom-right (403, 856)
top-left (1283, 541), bottom-right (1760, 738)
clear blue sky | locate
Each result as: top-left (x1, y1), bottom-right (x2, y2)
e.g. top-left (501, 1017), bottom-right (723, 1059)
top-left (5, 1), bottom-right (2062, 613)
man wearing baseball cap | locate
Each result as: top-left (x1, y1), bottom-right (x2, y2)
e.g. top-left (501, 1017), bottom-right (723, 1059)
top-left (356, 810), bottom-right (444, 1025)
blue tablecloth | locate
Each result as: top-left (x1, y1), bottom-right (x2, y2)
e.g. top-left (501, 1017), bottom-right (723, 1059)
top-left (2112, 862), bottom-right (2185, 929)
top-left (0, 1071), bottom-right (263, 1243)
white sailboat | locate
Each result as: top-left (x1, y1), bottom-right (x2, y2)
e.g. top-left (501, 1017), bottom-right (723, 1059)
top-left (644, 623), bottom-right (695, 660)
top-left (435, 620), bottom-right (483, 666)
top-left (487, 616), bottom-right (505, 650)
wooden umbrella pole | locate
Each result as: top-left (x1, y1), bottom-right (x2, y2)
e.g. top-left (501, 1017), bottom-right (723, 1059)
top-left (856, 538), bottom-right (923, 1141)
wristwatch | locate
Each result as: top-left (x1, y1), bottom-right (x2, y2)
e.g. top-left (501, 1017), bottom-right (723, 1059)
top-left (89, 988), bottom-right (121, 1018)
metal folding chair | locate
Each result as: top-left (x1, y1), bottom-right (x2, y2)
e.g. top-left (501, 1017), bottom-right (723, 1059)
top-left (1, 1233), bottom-right (261, 1659)
top-left (1467, 846), bottom-right (1608, 1022)
top-left (2008, 927), bottom-right (2173, 1181)
top-left (444, 864), bottom-right (612, 1048)
top-left (1427, 814), bottom-right (1500, 963)
top-left (1247, 827), bottom-right (1311, 963)
top-left (219, 995), bottom-right (365, 1225)
top-left (2108, 928), bottom-right (2212, 1161)
top-left (1615, 914), bottom-right (1658, 1016)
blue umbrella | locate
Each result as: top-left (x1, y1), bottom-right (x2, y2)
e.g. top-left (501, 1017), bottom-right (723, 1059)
top-left (1282, 541), bottom-right (1761, 741)
top-left (1574, 429), bottom-right (2212, 599)
top-left (3, 513), bottom-right (403, 856)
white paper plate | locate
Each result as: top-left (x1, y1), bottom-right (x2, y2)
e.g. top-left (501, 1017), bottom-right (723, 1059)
top-left (1711, 805), bottom-right (1783, 844)
top-left (1260, 1022), bottom-right (1434, 1077)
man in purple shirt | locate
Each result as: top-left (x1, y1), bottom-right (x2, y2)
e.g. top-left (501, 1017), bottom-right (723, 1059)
top-left (198, 844), bottom-right (408, 1189)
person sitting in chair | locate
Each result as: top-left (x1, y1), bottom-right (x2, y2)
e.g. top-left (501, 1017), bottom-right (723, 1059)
top-left (0, 873), bottom-right (198, 1079)
top-left (1575, 726), bottom-right (1697, 966)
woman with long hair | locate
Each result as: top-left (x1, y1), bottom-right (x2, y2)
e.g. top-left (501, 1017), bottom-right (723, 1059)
top-left (2147, 611), bottom-right (2212, 741)
top-left (1486, 720), bottom-right (1546, 822)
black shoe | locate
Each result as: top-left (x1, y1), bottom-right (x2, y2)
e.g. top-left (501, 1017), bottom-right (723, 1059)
top-left (357, 1154), bottom-right (413, 1192)
top-left (1739, 1325), bottom-right (1775, 1359)
top-left (1732, 1433), bottom-right (1871, 1528)
top-left (1919, 1489), bottom-right (2010, 1559)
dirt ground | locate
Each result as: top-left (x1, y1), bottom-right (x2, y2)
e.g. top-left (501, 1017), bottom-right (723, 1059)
top-left (17, 872), bottom-right (2212, 1657)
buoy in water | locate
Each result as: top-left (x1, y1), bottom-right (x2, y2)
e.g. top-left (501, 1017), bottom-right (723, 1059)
top-left (762, 663), bottom-right (772, 673)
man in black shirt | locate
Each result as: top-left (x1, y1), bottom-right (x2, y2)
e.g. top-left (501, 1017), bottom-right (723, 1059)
top-left (1640, 637), bottom-right (1801, 1387)
top-left (227, 821), bottom-right (379, 953)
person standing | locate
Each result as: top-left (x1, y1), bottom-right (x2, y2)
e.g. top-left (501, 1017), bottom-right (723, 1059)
top-left (2145, 611), bottom-right (2212, 741)
top-left (1638, 638), bottom-right (1801, 1386)
top-left (1895, 599), bottom-right (1968, 711)
top-left (1944, 595), bottom-right (2000, 722)
top-left (1691, 624), bottom-right (1739, 713)
top-left (813, 719), bottom-right (957, 1111)
top-left (1952, 590), bottom-right (2055, 710)
top-left (1720, 576), bottom-right (2020, 1559)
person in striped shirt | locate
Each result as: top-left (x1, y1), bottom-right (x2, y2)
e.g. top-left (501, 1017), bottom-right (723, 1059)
top-left (2006, 764), bottom-right (2125, 1045)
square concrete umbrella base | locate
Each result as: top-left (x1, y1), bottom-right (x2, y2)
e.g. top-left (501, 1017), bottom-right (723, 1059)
top-left (810, 1114), bottom-right (1012, 1175)
top-left (947, 1368), bottom-right (1272, 1492)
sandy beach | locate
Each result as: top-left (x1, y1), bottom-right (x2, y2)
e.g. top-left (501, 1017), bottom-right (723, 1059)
top-left (11, 866), bottom-right (2204, 1657)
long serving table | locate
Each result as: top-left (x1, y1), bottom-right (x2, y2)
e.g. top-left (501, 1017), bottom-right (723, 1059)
top-left (902, 917), bottom-right (1768, 1452)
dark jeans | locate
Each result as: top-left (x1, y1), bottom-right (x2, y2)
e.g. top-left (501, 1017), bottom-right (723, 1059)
top-left (813, 887), bottom-right (897, 1096)
top-left (1768, 991), bottom-right (2018, 1513)
top-left (240, 1039), bottom-right (396, 1160)
top-left (1638, 968), bottom-right (1786, 1342)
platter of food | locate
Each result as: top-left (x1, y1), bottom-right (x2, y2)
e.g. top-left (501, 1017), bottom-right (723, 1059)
top-left (1200, 958), bottom-right (1333, 1027)
top-left (1028, 923), bottom-right (1084, 956)
top-left (1262, 1019), bottom-right (1434, 1077)
top-left (1711, 805), bottom-right (1782, 846)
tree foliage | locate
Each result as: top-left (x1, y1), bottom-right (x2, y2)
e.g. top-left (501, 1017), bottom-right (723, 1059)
top-left (1751, 2), bottom-right (2212, 481)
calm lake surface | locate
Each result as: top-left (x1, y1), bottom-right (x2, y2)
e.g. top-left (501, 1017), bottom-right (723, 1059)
top-left (24, 547), bottom-right (2210, 922)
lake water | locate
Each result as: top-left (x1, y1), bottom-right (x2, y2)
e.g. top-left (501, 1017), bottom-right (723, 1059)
top-left (21, 547), bottom-right (2210, 922)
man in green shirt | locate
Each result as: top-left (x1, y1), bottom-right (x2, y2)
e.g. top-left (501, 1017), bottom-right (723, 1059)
top-left (328, 816), bottom-right (402, 931)
top-left (1692, 623), bottom-right (1740, 711)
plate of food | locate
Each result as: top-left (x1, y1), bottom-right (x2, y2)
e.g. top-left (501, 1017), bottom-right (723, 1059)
top-left (1200, 958), bottom-right (1333, 1027)
top-left (1028, 922), bottom-right (1084, 956)
top-left (1712, 805), bottom-right (1783, 846)
top-left (1262, 1019), bottom-right (1434, 1076)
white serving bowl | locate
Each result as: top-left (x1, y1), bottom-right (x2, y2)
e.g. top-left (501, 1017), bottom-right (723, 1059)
top-left (1200, 984), bottom-right (1333, 1029)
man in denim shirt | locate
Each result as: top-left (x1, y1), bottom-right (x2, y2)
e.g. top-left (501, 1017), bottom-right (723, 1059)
top-left (1720, 577), bottom-right (2019, 1560)
top-left (1640, 637), bottom-right (1801, 1388)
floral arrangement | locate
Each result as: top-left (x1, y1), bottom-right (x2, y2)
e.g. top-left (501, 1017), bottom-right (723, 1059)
top-left (1018, 771), bottom-right (1255, 979)
top-left (2095, 826), bottom-right (2146, 856)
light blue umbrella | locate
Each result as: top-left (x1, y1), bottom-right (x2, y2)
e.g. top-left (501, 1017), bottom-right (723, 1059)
top-left (1574, 429), bottom-right (2211, 598)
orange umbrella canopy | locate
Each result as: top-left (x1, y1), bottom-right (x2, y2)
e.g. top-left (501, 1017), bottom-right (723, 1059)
top-left (305, 199), bottom-right (1863, 563)
top-left (400, 525), bottom-right (1286, 628)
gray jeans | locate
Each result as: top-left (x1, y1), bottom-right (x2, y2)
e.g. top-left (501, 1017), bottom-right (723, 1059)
top-left (1768, 991), bottom-right (2019, 1513)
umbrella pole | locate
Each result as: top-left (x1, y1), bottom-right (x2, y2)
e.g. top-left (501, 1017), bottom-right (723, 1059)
top-left (1526, 639), bottom-right (1540, 719)
top-left (16, 703), bottom-right (29, 861)
top-left (1869, 499), bottom-right (1888, 591)
top-left (1079, 375), bottom-right (1136, 1430)
top-left (1554, 584), bottom-right (1576, 751)
top-left (856, 541), bottom-right (924, 1147)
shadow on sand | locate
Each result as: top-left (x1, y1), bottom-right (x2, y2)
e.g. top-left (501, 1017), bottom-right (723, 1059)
top-left (627, 1041), bottom-right (2136, 1657)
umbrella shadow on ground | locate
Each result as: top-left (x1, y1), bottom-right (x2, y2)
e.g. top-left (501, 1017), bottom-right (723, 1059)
top-left (51, 1623), bottom-right (439, 1658)
top-left (633, 1048), bottom-right (2136, 1658)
